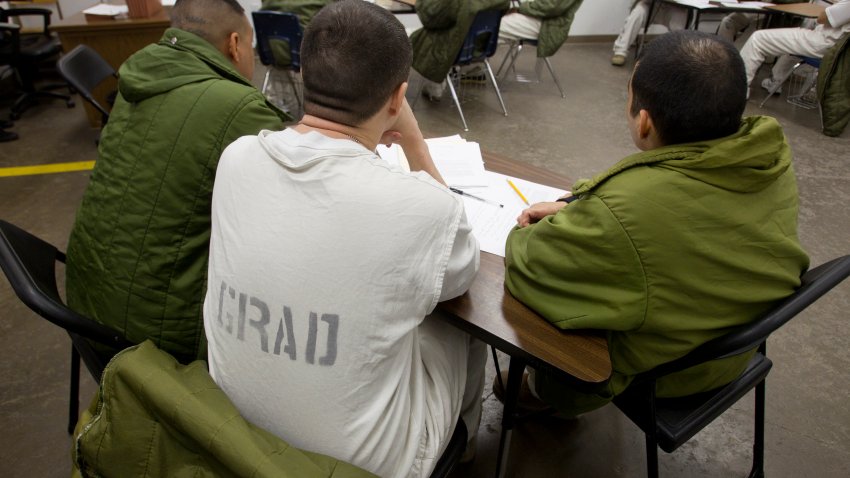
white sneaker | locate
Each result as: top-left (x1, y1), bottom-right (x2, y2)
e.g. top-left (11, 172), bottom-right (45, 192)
top-left (422, 80), bottom-right (445, 101)
top-left (761, 77), bottom-right (783, 95)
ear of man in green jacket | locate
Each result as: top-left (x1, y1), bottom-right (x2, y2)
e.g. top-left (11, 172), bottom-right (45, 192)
top-left (505, 116), bottom-right (810, 416)
top-left (65, 29), bottom-right (290, 365)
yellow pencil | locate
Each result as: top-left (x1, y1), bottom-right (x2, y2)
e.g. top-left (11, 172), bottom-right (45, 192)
top-left (507, 179), bottom-right (529, 205)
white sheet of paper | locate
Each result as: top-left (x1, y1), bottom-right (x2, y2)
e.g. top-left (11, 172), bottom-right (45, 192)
top-left (458, 171), bottom-right (567, 257)
top-left (83, 4), bottom-right (129, 16)
top-left (377, 137), bottom-right (486, 187)
top-left (429, 142), bottom-right (486, 187)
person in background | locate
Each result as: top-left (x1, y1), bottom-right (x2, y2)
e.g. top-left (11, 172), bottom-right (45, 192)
top-left (204, 1), bottom-right (486, 476)
top-left (716, 0), bottom-right (806, 45)
top-left (740, 0), bottom-right (850, 94)
top-left (498, 0), bottom-right (584, 52)
top-left (611, 0), bottom-right (687, 66)
top-left (499, 30), bottom-right (809, 417)
top-left (411, 0), bottom-right (509, 100)
top-left (65, 0), bottom-right (288, 364)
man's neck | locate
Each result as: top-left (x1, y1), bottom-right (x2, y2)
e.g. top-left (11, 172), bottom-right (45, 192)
top-left (296, 115), bottom-right (380, 151)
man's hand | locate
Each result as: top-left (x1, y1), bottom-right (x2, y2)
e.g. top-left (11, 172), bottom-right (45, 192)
top-left (517, 201), bottom-right (567, 228)
top-left (382, 98), bottom-right (448, 185)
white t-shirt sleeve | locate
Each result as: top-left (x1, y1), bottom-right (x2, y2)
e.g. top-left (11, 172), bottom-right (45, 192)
top-left (827, 0), bottom-right (850, 29)
top-left (438, 210), bottom-right (480, 301)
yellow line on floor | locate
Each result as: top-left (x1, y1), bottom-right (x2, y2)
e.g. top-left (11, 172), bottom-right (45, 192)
top-left (0, 161), bottom-right (95, 178)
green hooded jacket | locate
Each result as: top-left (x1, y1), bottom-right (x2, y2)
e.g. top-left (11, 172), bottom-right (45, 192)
top-left (411, 0), bottom-right (510, 83)
top-left (72, 341), bottom-right (376, 478)
top-left (516, 0), bottom-right (585, 58)
top-left (818, 31), bottom-right (850, 137)
top-left (66, 29), bottom-right (289, 365)
top-left (505, 116), bottom-right (809, 415)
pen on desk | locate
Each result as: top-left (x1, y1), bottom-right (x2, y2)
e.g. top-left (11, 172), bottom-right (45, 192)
top-left (506, 179), bottom-right (530, 205)
top-left (449, 187), bottom-right (504, 208)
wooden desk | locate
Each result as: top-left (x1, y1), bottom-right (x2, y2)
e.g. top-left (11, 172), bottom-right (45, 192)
top-left (52, 9), bottom-right (171, 127)
top-left (435, 152), bottom-right (611, 478)
top-left (765, 2), bottom-right (826, 18)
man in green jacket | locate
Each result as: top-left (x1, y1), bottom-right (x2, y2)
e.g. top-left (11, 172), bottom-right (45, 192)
top-left (502, 31), bottom-right (809, 416)
top-left (410, 0), bottom-right (509, 99)
top-left (499, 0), bottom-right (584, 58)
top-left (65, 0), bottom-right (289, 365)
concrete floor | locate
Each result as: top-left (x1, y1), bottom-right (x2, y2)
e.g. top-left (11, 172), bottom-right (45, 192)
top-left (1, 42), bottom-right (848, 478)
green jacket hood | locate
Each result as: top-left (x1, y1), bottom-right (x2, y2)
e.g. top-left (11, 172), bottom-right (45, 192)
top-left (573, 115), bottom-right (791, 195)
top-left (118, 28), bottom-right (254, 103)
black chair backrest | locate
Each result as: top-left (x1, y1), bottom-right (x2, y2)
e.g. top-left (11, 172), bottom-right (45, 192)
top-left (0, 220), bottom-right (131, 350)
top-left (455, 8), bottom-right (504, 65)
top-left (57, 44), bottom-right (116, 121)
top-left (641, 255), bottom-right (850, 382)
top-left (252, 11), bottom-right (303, 70)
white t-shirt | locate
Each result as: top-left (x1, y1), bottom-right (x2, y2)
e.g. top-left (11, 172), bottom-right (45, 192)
top-left (204, 129), bottom-right (480, 478)
top-left (826, 0), bottom-right (850, 31)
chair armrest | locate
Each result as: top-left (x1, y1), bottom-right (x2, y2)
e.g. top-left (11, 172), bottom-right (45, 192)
top-left (0, 21), bottom-right (22, 31)
top-left (0, 7), bottom-right (53, 34)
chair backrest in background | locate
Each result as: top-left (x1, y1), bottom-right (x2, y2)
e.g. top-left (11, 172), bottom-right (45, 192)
top-left (455, 8), bottom-right (504, 65)
top-left (252, 10), bottom-right (303, 70)
top-left (57, 44), bottom-right (116, 122)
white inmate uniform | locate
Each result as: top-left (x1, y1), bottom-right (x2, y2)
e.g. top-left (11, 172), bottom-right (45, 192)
top-left (204, 129), bottom-right (487, 478)
top-left (500, 0), bottom-right (543, 42)
top-left (612, 0), bottom-right (687, 57)
top-left (740, 0), bottom-right (850, 87)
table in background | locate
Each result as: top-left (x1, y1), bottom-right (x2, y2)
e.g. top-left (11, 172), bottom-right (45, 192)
top-left (52, 9), bottom-right (171, 127)
top-left (764, 2), bottom-right (826, 18)
top-left (435, 151), bottom-right (612, 478)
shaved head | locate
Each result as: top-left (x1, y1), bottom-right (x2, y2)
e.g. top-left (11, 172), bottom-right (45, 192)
top-left (170, 0), bottom-right (249, 47)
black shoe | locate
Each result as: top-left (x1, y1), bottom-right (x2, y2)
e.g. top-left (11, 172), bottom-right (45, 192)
top-left (0, 129), bottom-right (18, 142)
top-left (0, 119), bottom-right (13, 129)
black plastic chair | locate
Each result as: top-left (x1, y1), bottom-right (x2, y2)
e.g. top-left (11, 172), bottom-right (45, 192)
top-left (0, 220), bottom-right (132, 434)
top-left (444, 8), bottom-right (508, 132)
top-left (57, 44), bottom-right (117, 126)
top-left (0, 7), bottom-right (73, 120)
top-left (613, 255), bottom-right (850, 478)
top-left (252, 10), bottom-right (303, 116)
top-left (430, 418), bottom-right (468, 477)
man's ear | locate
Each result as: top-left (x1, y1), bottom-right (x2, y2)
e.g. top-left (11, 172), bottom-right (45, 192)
top-left (226, 31), bottom-right (242, 64)
top-left (387, 82), bottom-right (408, 116)
top-left (638, 109), bottom-right (654, 140)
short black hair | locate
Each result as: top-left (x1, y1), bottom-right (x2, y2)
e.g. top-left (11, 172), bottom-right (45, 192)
top-left (300, 0), bottom-right (413, 126)
top-left (630, 30), bottom-right (746, 145)
top-left (171, 0), bottom-right (247, 45)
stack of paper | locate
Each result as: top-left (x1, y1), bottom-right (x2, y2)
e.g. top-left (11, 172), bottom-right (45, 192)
top-left (377, 136), bottom-right (567, 257)
top-left (377, 135), bottom-right (486, 187)
top-left (83, 4), bottom-right (129, 17)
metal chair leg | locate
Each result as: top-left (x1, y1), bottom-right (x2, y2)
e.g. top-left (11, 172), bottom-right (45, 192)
top-left (748, 380), bottom-right (766, 478)
top-left (68, 346), bottom-right (80, 434)
top-left (646, 432), bottom-right (659, 478)
top-left (261, 67), bottom-right (272, 95)
top-left (446, 71), bottom-right (469, 132)
top-left (496, 41), bottom-right (521, 80)
top-left (484, 60), bottom-right (508, 117)
top-left (543, 57), bottom-right (566, 99)
top-left (494, 358), bottom-right (525, 478)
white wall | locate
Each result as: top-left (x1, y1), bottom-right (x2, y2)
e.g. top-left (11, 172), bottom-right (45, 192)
top-left (570, 0), bottom-right (633, 36)
top-left (57, 0), bottom-right (100, 18)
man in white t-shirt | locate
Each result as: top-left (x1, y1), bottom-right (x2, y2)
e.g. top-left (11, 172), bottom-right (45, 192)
top-left (203, 1), bottom-right (486, 477)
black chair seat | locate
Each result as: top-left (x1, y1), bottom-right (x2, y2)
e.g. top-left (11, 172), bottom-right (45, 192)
top-left (615, 354), bottom-right (773, 453)
top-left (19, 35), bottom-right (60, 59)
